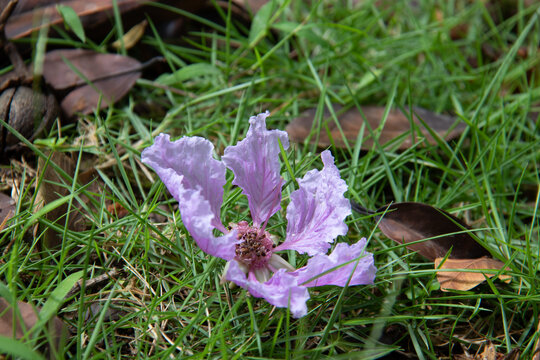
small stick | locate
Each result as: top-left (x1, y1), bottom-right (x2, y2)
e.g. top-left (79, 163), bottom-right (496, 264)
top-left (66, 268), bottom-right (121, 298)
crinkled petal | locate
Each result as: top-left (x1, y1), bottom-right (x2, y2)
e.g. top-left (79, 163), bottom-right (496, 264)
top-left (294, 239), bottom-right (376, 287)
top-left (222, 111), bottom-right (289, 226)
top-left (276, 150), bottom-right (351, 256)
top-left (177, 189), bottom-right (238, 260)
top-left (226, 261), bottom-right (309, 318)
top-left (142, 134), bottom-right (237, 260)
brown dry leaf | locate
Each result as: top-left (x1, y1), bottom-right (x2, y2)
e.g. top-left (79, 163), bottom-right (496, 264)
top-left (352, 201), bottom-right (491, 260)
top-left (107, 202), bottom-right (129, 218)
top-left (42, 49), bottom-right (141, 90)
top-left (477, 342), bottom-right (498, 360)
top-left (0, 298), bottom-right (39, 339)
top-left (42, 49), bottom-right (142, 116)
top-left (59, 71), bottom-right (141, 117)
top-left (36, 151), bottom-right (100, 249)
top-left (5, 0), bottom-right (151, 40)
top-left (434, 257), bottom-right (511, 291)
top-left (232, 0), bottom-right (269, 13)
top-left (286, 105), bottom-right (466, 150)
top-left (36, 151), bottom-right (76, 249)
top-left (0, 297), bottom-right (65, 355)
top-left (0, 191), bottom-right (15, 227)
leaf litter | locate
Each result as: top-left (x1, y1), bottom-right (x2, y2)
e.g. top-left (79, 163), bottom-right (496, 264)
top-left (352, 201), bottom-right (512, 291)
top-left (0, 0), bottom-right (532, 358)
top-left (286, 105), bottom-right (466, 150)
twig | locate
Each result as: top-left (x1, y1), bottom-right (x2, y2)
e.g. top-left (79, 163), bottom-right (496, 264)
top-left (66, 268), bottom-right (121, 298)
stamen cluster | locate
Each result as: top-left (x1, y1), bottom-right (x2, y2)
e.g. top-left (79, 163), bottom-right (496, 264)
top-left (234, 221), bottom-right (274, 269)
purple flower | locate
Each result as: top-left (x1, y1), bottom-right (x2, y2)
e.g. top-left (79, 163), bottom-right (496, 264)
top-left (142, 111), bottom-right (376, 317)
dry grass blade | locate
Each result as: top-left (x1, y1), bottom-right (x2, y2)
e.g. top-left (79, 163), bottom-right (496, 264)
top-left (434, 257), bottom-right (511, 291)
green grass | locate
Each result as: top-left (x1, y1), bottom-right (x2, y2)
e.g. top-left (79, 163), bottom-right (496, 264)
top-left (1, 0), bottom-right (539, 358)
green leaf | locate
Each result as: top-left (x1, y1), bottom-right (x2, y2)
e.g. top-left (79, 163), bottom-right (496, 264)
top-left (248, 0), bottom-right (277, 46)
top-left (56, 5), bottom-right (86, 42)
top-left (272, 21), bottom-right (299, 34)
top-left (156, 63), bottom-right (222, 86)
top-left (0, 336), bottom-right (45, 360)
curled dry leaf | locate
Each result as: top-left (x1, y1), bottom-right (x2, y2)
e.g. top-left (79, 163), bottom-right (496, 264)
top-left (111, 19), bottom-right (147, 50)
top-left (286, 105), bottom-right (466, 150)
top-left (434, 257), bottom-right (511, 291)
top-left (352, 201), bottom-right (491, 260)
top-left (42, 49), bottom-right (142, 117)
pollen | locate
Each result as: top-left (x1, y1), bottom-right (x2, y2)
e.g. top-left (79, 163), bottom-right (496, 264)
top-left (234, 221), bottom-right (274, 269)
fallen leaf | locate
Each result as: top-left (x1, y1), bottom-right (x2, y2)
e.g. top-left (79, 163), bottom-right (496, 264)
top-left (36, 151), bottom-right (100, 249)
top-left (232, 0), bottom-right (269, 13)
top-left (286, 105), bottom-right (466, 150)
top-left (434, 257), bottom-right (511, 291)
top-left (0, 298), bottom-right (65, 357)
top-left (36, 151), bottom-right (77, 249)
top-left (5, 0), bottom-right (151, 40)
top-left (106, 202), bottom-right (129, 218)
top-left (42, 49), bottom-right (141, 90)
top-left (59, 72), bottom-right (141, 117)
top-left (0, 298), bottom-right (39, 339)
top-left (0, 191), bottom-right (15, 228)
top-left (42, 49), bottom-right (143, 116)
top-left (352, 201), bottom-right (491, 260)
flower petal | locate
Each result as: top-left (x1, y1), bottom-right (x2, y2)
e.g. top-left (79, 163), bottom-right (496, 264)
top-left (222, 111), bottom-right (289, 226)
top-left (276, 150), bottom-right (351, 256)
top-left (177, 189), bottom-right (238, 260)
top-left (142, 134), bottom-right (237, 260)
top-left (294, 239), bottom-right (377, 287)
top-left (226, 261), bottom-right (309, 318)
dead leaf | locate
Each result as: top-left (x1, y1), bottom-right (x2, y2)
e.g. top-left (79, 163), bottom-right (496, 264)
top-left (59, 71), bottom-right (141, 117)
top-left (107, 202), bottom-right (128, 218)
top-left (5, 0), bottom-right (151, 40)
top-left (42, 49), bottom-right (141, 90)
top-left (111, 19), bottom-right (147, 50)
top-left (352, 201), bottom-right (491, 260)
top-left (0, 191), bottom-right (15, 227)
top-left (36, 151), bottom-right (100, 249)
top-left (36, 151), bottom-right (76, 249)
top-left (434, 257), bottom-right (511, 291)
top-left (42, 49), bottom-right (143, 116)
top-left (0, 297), bottom-right (65, 355)
top-left (232, 0), bottom-right (269, 13)
top-left (286, 105), bottom-right (466, 150)
top-left (0, 298), bottom-right (39, 339)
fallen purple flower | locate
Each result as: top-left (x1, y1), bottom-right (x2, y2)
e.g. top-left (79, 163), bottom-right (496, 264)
top-left (142, 111), bottom-right (376, 318)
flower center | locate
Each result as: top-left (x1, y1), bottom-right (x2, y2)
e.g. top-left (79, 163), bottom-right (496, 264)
top-left (234, 221), bottom-right (274, 269)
